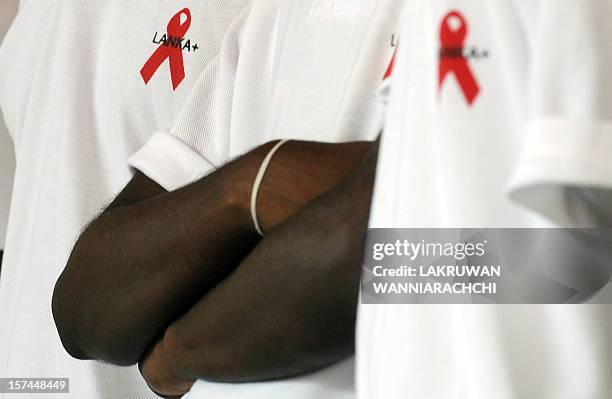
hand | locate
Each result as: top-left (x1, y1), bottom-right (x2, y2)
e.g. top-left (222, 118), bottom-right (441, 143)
top-left (139, 336), bottom-right (194, 399)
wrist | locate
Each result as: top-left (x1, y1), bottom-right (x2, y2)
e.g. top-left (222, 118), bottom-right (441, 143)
top-left (220, 180), bottom-right (253, 232)
top-left (221, 141), bottom-right (284, 235)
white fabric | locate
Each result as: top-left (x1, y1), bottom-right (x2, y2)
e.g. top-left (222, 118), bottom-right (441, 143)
top-left (129, 1), bottom-right (404, 398)
top-left (359, 1), bottom-right (612, 398)
top-left (509, 118), bottom-right (612, 227)
top-left (129, 0), bottom-right (258, 191)
top-left (0, 0), bottom-right (18, 251)
top-left (0, 1), bottom-right (250, 398)
top-left (129, 0), bottom-right (403, 188)
top-left (129, 131), bottom-right (216, 192)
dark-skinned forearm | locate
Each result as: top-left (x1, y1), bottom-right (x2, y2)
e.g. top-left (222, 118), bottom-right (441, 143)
top-left (52, 140), bottom-right (370, 367)
top-left (52, 149), bottom-right (267, 366)
top-left (142, 141), bottom-right (379, 394)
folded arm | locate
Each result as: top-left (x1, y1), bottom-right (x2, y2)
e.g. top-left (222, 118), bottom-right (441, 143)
top-left (140, 141), bottom-right (379, 396)
top-left (52, 140), bottom-right (369, 366)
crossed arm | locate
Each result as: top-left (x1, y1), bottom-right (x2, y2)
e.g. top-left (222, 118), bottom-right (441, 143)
top-left (139, 141), bottom-right (379, 397)
top-left (52, 139), bottom-right (377, 387)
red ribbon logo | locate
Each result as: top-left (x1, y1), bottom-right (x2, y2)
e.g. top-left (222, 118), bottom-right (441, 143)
top-left (439, 11), bottom-right (480, 105)
top-left (141, 8), bottom-right (191, 90)
top-left (383, 48), bottom-right (397, 81)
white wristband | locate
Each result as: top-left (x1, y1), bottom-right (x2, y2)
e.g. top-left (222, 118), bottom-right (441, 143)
top-left (250, 140), bottom-right (290, 236)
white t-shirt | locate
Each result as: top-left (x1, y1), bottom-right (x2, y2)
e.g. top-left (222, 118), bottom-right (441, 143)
top-left (0, 1), bottom-right (250, 397)
top-left (128, 1), bottom-right (403, 398)
top-left (130, 0), bottom-right (403, 190)
top-left (358, 1), bottom-right (612, 398)
top-left (0, 0), bottom-right (18, 252)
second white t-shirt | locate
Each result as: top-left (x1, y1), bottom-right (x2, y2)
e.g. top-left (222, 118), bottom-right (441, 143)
top-left (359, 1), bottom-right (612, 398)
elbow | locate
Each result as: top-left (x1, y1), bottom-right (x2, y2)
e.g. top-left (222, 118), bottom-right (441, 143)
top-left (52, 270), bottom-right (91, 361)
top-left (52, 243), bottom-right (142, 366)
top-left (52, 272), bottom-right (142, 366)
top-left (52, 212), bottom-right (144, 365)
top-left (52, 224), bottom-right (102, 361)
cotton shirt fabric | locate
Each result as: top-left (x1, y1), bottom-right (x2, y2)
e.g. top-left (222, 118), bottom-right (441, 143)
top-left (128, 1), bottom-right (403, 398)
top-left (0, 1), bottom-right (250, 397)
top-left (358, 1), bottom-right (612, 398)
top-left (129, 0), bottom-right (403, 191)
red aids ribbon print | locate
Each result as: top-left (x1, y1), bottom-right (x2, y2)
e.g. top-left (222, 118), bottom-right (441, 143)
top-left (439, 11), bottom-right (480, 105)
top-left (383, 48), bottom-right (398, 80)
top-left (141, 8), bottom-right (191, 90)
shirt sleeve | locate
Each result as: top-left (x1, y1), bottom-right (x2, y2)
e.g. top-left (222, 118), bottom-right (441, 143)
top-left (128, 5), bottom-right (251, 191)
top-left (508, 0), bottom-right (612, 227)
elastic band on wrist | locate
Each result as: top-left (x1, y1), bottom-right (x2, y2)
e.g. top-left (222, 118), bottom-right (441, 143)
top-left (250, 140), bottom-right (290, 236)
